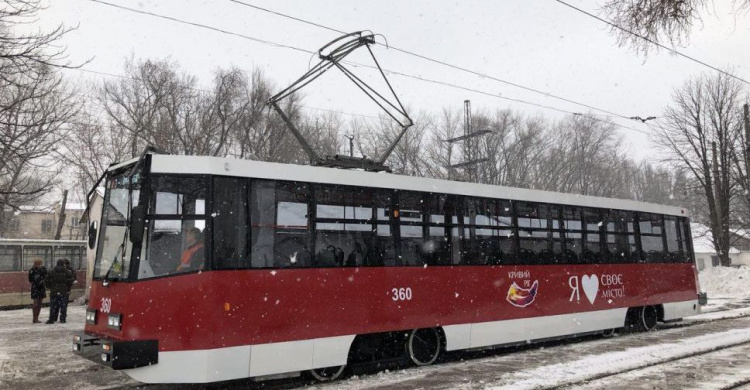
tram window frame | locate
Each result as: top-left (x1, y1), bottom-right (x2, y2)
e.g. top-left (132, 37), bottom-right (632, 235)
top-left (0, 245), bottom-right (22, 272)
top-left (602, 209), bottom-right (638, 263)
top-left (212, 177), bottom-right (249, 270)
top-left (395, 190), bottom-right (428, 267)
top-left (638, 212), bottom-right (666, 263)
top-left (249, 179), bottom-right (313, 269)
top-left (582, 208), bottom-right (604, 263)
top-left (664, 215), bottom-right (685, 263)
top-left (516, 202), bottom-right (564, 265)
top-left (139, 174), bottom-right (209, 279)
top-left (679, 217), bottom-right (693, 263)
top-left (314, 184), bottom-right (381, 268)
top-left (53, 245), bottom-right (85, 270)
top-left (461, 196), bottom-right (514, 265)
top-left (424, 193), bottom-right (460, 266)
top-left (24, 246), bottom-right (53, 270)
top-left (561, 206), bottom-right (585, 263)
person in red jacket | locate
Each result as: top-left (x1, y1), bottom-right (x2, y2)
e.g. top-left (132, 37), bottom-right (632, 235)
top-left (176, 227), bottom-right (205, 272)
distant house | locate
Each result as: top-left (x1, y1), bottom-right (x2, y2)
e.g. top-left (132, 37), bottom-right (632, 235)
top-left (692, 223), bottom-right (750, 270)
top-left (2, 201), bottom-right (87, 240)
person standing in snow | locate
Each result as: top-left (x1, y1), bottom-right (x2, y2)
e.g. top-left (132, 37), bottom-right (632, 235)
top-left (28, 259), bottom-right (47, 324)
top-left (45, 259), bottom-right (75, 324)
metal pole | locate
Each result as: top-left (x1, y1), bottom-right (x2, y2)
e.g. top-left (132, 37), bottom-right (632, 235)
top-left (269, 101), bottom-right (320, 164)
top-left (345, 134), bottom-right (354, 157)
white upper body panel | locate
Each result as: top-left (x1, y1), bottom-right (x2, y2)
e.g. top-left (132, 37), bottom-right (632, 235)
top-left (131, 154), bottom-right (687, 217)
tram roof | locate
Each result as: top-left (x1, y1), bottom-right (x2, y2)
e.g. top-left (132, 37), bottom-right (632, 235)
top-left (112, 154), bottom-right (688, 217)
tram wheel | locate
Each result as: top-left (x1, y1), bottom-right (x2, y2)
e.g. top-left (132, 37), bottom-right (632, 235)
top-left (637, 305), bottom-right (659, 331)
top-left (601, 327), bottom-right (617, 338)
top-left (405, 328), bottom-right (442, 366)
top-left (308, 365), bottom-right (346, 382)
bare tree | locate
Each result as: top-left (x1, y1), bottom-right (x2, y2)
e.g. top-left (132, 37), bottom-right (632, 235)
top-left (357, 111), bottom-right (431, 176)
top-left (0, 66), bottom-right (79, 236)
top-left (602, 0), bottom-right (749, 54)
top-left (653, 72), bottom-right (746, 266)
top-left (0, 0), bottom-right (78, 89)
top-left (56, 112), bottom-right (133, 202)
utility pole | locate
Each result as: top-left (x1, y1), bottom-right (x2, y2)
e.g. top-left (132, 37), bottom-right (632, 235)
top-left (444, 100), bottom-right (491, 182)
top-left (344, 134), bottom-right (354, 157)
top-left (54, 190), bottom-right (68, 240)
top-left (464, 100), bottom-right (474, 182)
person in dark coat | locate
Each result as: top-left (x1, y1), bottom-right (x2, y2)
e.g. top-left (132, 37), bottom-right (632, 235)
top-left (45, 259), bottom-right (75, 324)
top-left (28, 259), bottom-right (47, 324)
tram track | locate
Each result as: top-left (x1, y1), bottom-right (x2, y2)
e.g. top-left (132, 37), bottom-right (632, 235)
top-left (559, 338), bottom-right (750, 390)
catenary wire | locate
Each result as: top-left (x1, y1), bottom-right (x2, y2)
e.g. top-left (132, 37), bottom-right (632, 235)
top-left (85, 0), bottom-right (646, 133)
top-left (554, 0), bottom-right (750, 86)
top-left (227, 0), bottom-right (637, 121)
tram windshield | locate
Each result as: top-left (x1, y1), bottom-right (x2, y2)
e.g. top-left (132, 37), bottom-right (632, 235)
top-left (93, 164), bottom-right (142, 280)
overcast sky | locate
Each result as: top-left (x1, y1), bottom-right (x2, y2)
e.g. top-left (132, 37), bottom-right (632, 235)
top-left (40, 0), bottom-right (750, 161)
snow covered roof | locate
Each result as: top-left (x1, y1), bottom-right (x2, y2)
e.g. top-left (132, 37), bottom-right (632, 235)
top-left (65, 202), bottom-right (86, 211)
top-left (692, 223), bottom-right (741, 254)
top-left (18, 205), bottom-right (53, 213)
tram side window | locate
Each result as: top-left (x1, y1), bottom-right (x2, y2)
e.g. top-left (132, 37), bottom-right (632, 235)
top-left (24, 246), bottom-right (52, 270)
top-left (679, 217), bottom-right (692, 263)
top-left (250, 180), bottom-right (312, 268)
top-left (373, 190), bottom-right (396, 266)
top-left (397, 191), bottom-right (427, 266)
top-left (314, 185), bottom-right (385, 268)
top-left (151, 175), bottom-right (206, 216)
top-left (0, 245), bottom-right (21, 271)
top-left (582, 208), bottom-right (603, 263)
top-left (462, 197), bottom-right (513, 265)
top-left (140, 175), bottom-right (208, 279)
top-left (603, 210), bottom-right (637, 263)
top-left (561, 206), bottom-right (584, 263)
top-left (425, 193), bottom-right (459, 266)
top-left (639, 213), bottom-right (666, 263)
top-left (664, 216), bottom-right (685, 263)
top-left (517, 202), bottom-right (561, 264)
top-left (54, 246), bottom-right (84, 270)
top-left (212, 177), bottom-right (249, 269)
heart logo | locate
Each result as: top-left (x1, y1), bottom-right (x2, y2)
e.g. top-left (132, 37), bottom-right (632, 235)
top-left (581, 274), bottom-right (599, 304)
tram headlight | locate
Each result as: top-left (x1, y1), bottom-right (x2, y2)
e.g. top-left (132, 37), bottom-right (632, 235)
top-left (107, 313), bottom-right (122, 330)
top-left (85, 309), bottom-right (98, 324)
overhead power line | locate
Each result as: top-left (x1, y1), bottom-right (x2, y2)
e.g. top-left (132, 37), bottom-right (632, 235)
top-left (86, 0), bottom-right (645, 133)
top-left (228, 0), bottom-right (635, 121)
top-left (554, 0), bottom-right (750, 86)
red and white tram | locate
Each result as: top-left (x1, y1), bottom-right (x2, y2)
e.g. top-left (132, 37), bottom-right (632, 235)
top-left (73, 152), bottom-right (701, 384)
top-left (0, 239), bottom-right (87, 308)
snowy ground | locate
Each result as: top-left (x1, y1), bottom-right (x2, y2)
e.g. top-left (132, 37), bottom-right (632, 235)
top-left (699, 266), bottom-right (750, 312)
top-left (1, 267), bottom-right (749, 390)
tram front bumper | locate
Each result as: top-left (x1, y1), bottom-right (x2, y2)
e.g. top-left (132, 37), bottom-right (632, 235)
top-left (72, 332), bottom-right (158, 370)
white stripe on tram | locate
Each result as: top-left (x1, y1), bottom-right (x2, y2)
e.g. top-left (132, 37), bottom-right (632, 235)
top-left (123, 300), bottom-right (699, 384)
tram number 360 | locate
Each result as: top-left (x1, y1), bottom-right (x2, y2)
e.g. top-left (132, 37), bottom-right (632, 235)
top-left (391, 287), bottom-right (413, 301)
top-left (100, 298), bottom-right (112, 313)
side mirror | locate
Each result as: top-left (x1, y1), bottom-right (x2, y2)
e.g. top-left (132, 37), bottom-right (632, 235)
top-left (88, 221), bottom-right (98, 250)
top-left (129, 205), bottom-right (146, 244)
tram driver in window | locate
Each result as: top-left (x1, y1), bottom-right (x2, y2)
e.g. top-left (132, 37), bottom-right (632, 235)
top-left (177, 227), bottom-right (205, 272)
